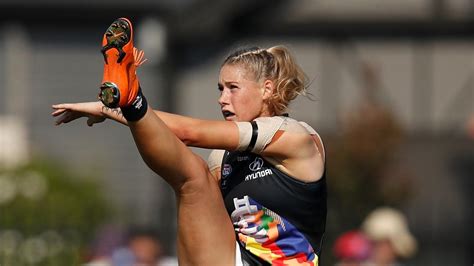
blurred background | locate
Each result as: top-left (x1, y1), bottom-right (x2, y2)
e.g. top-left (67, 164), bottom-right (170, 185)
top-left (0, 0), bottom-right (473, 265)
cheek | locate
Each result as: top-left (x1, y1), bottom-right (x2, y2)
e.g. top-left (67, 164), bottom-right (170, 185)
top-left (247, 92), bottom-right (264, 109)
top-left (237, 95), bottom-right (262, 117)
top-left (231, 97), bottom-right (246, 112)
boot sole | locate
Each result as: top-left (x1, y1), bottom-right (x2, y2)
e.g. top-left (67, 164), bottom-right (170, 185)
top-left (99, 18), bottom-right (132, 108)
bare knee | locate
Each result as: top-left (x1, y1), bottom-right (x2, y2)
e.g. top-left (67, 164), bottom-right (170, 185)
top-left (172, 154), bottom-right (219, 198)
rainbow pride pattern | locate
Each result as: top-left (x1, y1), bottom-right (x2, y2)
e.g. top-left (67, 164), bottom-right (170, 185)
top-left (231, 196), bottom-right (319, 265)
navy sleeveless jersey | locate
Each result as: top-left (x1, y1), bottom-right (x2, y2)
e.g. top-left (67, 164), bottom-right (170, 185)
top-left (220, 150), bottom-right (327, 265)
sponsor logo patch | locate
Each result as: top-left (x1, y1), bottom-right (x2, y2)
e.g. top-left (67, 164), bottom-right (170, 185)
top-left (249, 157), bottom-right (264, 171)
top-left (245, 169), bottom-right (273, 181)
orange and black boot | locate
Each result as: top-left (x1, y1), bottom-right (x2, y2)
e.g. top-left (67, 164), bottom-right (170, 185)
top-left (99, 17), bottom-right (139, 108)
top-left (99, 18), bottom-right (148, 121)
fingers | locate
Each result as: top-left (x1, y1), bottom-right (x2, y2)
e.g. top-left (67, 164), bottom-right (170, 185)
top-left (54, 110), bottom-right (80, 126)
top-left (52, 102), bottom-right (104, 126)
top-left (51, 108), bottom-right (67, 117)
top-left (52, 103), bottom-right (71, 110)
top-left (55, 119), bottom-right (64, 126)
top-left (54, 113), bottom-right (69, 126)
top-left (87, 116), bottom-right (106, 127)
top-left (52, 106), bottom-right (75, 125)
top-left (54, 111), bottom-right (73, 125)
top-left (51, 103), bottom-right (74, 117)
top-left (87, 117), bottom-right (94, 127)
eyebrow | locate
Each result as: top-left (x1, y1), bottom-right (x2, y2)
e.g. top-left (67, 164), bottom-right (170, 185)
top-left (218, 81), bottom-right (239, 87)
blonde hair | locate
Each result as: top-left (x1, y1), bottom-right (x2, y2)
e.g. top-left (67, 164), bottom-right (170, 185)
top-left (222, 46), bottom-right (308, 115)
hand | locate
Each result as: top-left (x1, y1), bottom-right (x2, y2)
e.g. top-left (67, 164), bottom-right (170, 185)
top-left (52, 101), bottom-right (106, 127)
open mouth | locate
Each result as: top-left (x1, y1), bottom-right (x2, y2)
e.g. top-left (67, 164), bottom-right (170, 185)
top-left (222, 110), bottom-right (235, 119)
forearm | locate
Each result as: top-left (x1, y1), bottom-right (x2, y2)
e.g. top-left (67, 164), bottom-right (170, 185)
top-left (155, 111), bottom-right (239, 150)
top-left (101, 105), bottom-right (197, 142)
top-left (152, 110), bottom-right (201, 145)
top-left (102, 102), bottom-right (237, 150)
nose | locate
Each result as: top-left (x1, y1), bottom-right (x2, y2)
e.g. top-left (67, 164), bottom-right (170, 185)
top-left (218, 89), bottom-right (229, 107)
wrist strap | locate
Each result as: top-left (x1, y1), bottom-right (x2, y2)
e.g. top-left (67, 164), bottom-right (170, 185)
top-left (121, 88), bottom-right (148, 121)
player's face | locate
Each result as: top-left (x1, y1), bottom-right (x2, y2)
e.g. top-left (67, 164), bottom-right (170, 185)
top-left (218, 64), bottom-right (268, 122)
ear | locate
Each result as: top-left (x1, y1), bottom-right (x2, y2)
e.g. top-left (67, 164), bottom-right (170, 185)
top-left (262, 80), bottom-right (275, 100)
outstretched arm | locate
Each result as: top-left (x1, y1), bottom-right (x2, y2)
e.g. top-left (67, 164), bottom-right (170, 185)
top-left (52, 101), bottom-right (239, 149)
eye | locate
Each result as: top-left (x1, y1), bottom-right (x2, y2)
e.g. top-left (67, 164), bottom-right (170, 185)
top-left (217, 84), bottom-right (223, 91)
top-left (230, 85), bottom-right (238, 89)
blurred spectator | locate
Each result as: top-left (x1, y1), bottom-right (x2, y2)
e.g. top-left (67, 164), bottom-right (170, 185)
top-left (85, 224), bottom-right (126, 265)
top-left (333, 230), bottom-right (372, 266)
top-left (466, 116), bottom-right (474, 139)
top-left (362, 207), bottom-right (417, 266)
top-left (85, 227), bottom-right (177, 266)
top-left (122, 227), bottom-right (177, 266)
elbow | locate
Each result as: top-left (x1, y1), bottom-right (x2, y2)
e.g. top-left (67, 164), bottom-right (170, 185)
top-left (178, 126), bottom-right (199, 146)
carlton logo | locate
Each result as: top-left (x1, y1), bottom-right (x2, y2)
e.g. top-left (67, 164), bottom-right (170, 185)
top-left (222, 164), bottom-right (232, 177)
top-left (249, 157), bottom-right (264, 171)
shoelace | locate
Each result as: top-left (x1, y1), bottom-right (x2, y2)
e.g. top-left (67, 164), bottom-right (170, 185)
top-left (133, 47), bottom-right (148, 67)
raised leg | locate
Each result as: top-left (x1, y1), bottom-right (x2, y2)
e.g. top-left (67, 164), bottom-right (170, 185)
top-left (99, 18), bottom-right (237, 265)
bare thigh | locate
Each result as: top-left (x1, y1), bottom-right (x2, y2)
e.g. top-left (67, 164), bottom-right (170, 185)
top-left (126, 112), bottom-right (236, 265)
top-left (174, 154), bottom-right (236, 266)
